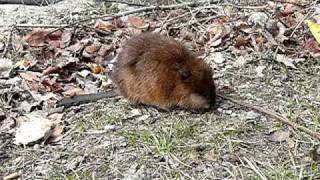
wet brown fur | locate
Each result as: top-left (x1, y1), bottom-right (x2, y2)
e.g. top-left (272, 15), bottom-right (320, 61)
top-left (113, 32), bottom-right (216, 109)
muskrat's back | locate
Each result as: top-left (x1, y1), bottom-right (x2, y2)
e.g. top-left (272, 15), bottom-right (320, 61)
top-left (113, 32), bottom-right (216, 109)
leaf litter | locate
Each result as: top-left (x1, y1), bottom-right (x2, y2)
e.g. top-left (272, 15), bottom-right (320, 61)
top-left (0, 0), bottom-right (320, 179)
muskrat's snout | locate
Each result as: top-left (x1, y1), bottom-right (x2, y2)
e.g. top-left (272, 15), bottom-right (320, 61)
top-left (201, 86), bottom-right (216, 108)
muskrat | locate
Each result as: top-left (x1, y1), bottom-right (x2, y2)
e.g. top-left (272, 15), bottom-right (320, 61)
top-left (112, 32), bottom-right (216, 109)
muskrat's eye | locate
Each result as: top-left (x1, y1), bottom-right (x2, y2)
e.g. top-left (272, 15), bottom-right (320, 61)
top-left (178, 69), bottom-right (191, 80)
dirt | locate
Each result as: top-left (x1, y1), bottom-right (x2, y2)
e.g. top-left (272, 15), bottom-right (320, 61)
top-left (0, 0), bottom-right (320, 179)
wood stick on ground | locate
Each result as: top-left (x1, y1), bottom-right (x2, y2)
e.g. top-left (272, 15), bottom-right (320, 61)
top-left (56, 91), bottom-right (117, 108)
top-left (217, 94), bottom-right (320, 141)
top-left (0, 0), bottom-right (59, 6)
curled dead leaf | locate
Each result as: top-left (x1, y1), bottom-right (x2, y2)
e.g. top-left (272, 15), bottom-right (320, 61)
top-left (207, 22), bottom-right (224, 41)
top-left (279, 4), bottom-right (299, 17)
top-left (15, 59), bottom-right (32, 70)
top-left (14, 112), bottom-right (53, 145)
top-left (48, 126), bottom-right (64, 143)
top-left (85, 44), bottom-right (100, 54)
top-left (234, 35), bottom-right (249, 48)
top-left (86, 63), bottom-right (105, 74)
top-left (43, 66), bottom-right (64, 75)
top-left (256, 35), bottom-right (265, 47)
top-left (94, 20), bottom-right (116, 31)
top-left (19, 71), bottom-right (41, 82)
top-left (98, 44), bottom-right (113, 57)
top-left (62, 87), bottom-right (85, 97)
top-left (269, 130), bottom-right (291, 143)
top-left (127, 16), bottom-right (148, 29)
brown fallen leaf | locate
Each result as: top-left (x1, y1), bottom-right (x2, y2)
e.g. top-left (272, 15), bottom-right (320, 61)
top-left (94, 20), bottom-right (116, 31)
top-left (83, 43), bottom-right (101, 59)
top-left (303, 38), bottom-right (320, 53)
top-left (207, 22), bottom-right (224, 41)
top-left (43, 66), bottom-right (64, 75)
top-left (98, 44), bottom-right (113, 57)
top-left (256, 35), bottom-right (265, 47)
top-left (279, 3), bottom-right (299, 17)
top-left (269, 130), bottom-right (291, 142)
top-left (48, 126), bottom-right (64, 143)
top-left (15, 59), bottom-right (33, 70)
top-left (86, 63), bottom-right (105, 74)
top-left (41, 79), bottom-right (64, 93)
top-left (234, 35), bottom-right (249, 48)
top-left (66, 41), bottom-right (86, 54)
top-left (62, 87), bottom-right (85, 97)
top-left (19, 71), bottom-right (41, 82)
top-left (23, 29), bottom-right (72, 48)
top-left (127, 16), bottom-right (147, 29)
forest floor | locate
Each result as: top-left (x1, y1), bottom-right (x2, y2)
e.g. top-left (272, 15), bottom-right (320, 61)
top-left (0, 0), bottom-right (320, 179)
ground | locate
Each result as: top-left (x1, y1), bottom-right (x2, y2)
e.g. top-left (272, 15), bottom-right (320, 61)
top-left (0, 0), bottom-right (320, 179)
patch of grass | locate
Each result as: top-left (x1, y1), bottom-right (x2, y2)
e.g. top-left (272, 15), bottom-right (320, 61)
top-left (287, 98), bottom-right (320, 131)
top-left (116, 121), bottom-right (198, 156)
top-left (97, 1), bottom-right (119, 14)
top-left (78, 111), bottom-right (124, 134)
top-left (260, 167), bottom-right (297, 180)
top-left (115, 130), bottom-right (152, 145)
top-left (61, 170), bottom-right (95, 180)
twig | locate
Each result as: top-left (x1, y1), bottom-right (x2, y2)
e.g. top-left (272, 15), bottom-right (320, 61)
top-left (289, 8), bottom-right (315, 37)
top-left (56, 91), bottom-right (117, 108)
top-left (3, 172), bottom-right (22, 180)
top-left (217, 94), bottom-right (320, 140)
top-left (8, 24), bottom-right (69, 28)
top-left (0, 0), bottom-right (58, 6)
top-left (100, 0), bottom-right (145, 6)
top-left (242, 157), bottom-right (268, 180)
top-left (225, 2), bottom-right (268, 9)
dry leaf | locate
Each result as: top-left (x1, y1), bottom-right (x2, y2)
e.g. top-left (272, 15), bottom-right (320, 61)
top-left (43, 66), bottom-right (64, 75)
top-left (234, 35), bottom-right (249, 48)
top-left (62, 87), bottom-right (85, 97)
top-left (0, 58), bottom-right (13, 77)
top-left (280, 4), bottom-right (299, 16)
top-left (48, 126), bottom-right (64, 143)
top-left (41, 79), bottom-right (64, 93)
top-left (248, 12), bottom-right (268, 26)
top-left (127, 16), bottom-right (146, 29)
top-left (15, 59), bottom-right (32, 70)
top-left (98, 44), bottom-right (113, 57)
top-left (14, 112), bottom-right (53, 145)
top-left (276, 54), bottom-right (296, 69)
top-left (85, 44), bottom-right (100, 54)
top-left (86, 63), bottom-right (105, 74)
top-left (256, 35), bottom-right (265, 47)
top-left (19, 71), bottom-right (41, 82)
top-left (269, 130), bottom-right (291, 142)
top-left (94, 20), bottom-right (116, 31)
top-left (303, 38), bottom-right (320, 52)
top-left (207, 22), bottom-right (224, 41)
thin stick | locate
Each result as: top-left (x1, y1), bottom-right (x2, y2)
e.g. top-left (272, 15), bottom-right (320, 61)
top-left (101, 0), bottom-right (145, 6)
top-left (217, 94), bottom-right (320, 140)
top-left (1, 26), bottom-right (14, 58)
top-left (7, 24), bottom-right (69, 28)
top-left (243, 157), bottom-right (268, 180)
